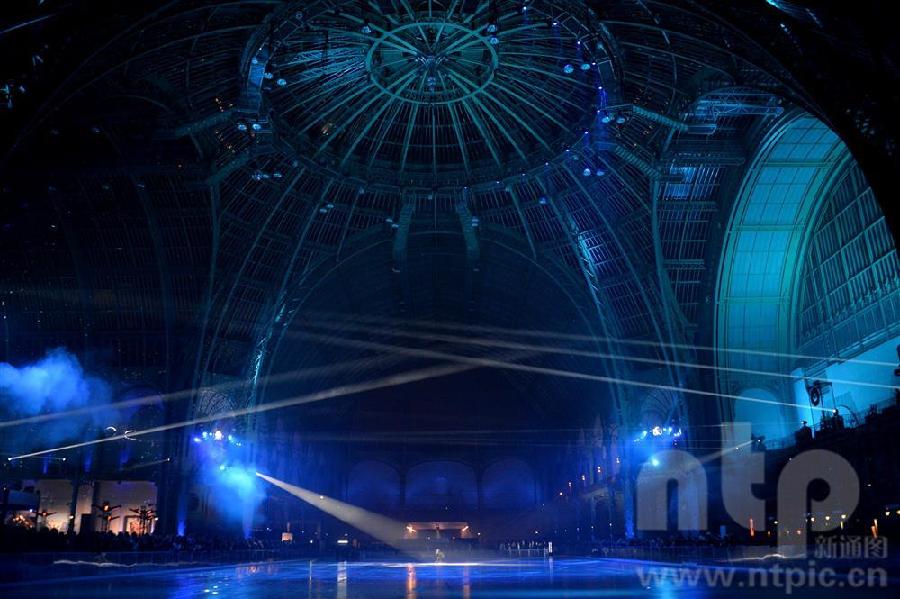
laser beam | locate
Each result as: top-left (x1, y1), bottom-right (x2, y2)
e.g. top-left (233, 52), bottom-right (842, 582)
top-left (296, 318), bottom-right (897, 391)
top-left (9, 361), bottom-right (477, 460)
top-left (295, 330), bottom-right (835, 414)
top-left (305, 309), bottom-right (897, 367)
top-left (0, 353), bottom-right (404, 430)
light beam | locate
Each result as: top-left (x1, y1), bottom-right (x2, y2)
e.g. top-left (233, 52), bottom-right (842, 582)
top-left (9, 361), bottom-right (477, 460)
top-left (256, 472), bottom-right (407, 549)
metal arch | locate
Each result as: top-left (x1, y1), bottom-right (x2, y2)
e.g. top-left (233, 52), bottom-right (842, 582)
top-left (241, 179), bottom-right (338, 413)
top-left (600, 19), bottom-right (797, 94)
top-left (391, 198), bottom-right (416, 311)
top-left (257, 226), bottom-right (616, 409)
top-left (446, 102), bottom-right (471, 175)
top-left (506, 187), bottom-right (538, 259)
top-left (4, 0), bottom-right (279, 161)
top-left (445, 72), bottom-right (528, 163)
top-left (455, 193), bottom-right (482, 312)
top-left (128, 176), bottom-right (178, 391)
top-left (616, 41), bottom-right (733, 81)
top-left (40, 187), bottom-right (96, 360)
top-left (646, 0), bottom-right (810, 96)
top-left (535, 177), bottom-right (631, 425)
top-left (13, 24), bottom-right (261, 136)
top-left (198, 167), bottom-right (307, 386)
top-left (563, 157), bottom-right (683, 386)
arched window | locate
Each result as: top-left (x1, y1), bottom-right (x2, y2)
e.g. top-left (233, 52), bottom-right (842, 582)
top-left (715, 112), bottom-right (896, 439)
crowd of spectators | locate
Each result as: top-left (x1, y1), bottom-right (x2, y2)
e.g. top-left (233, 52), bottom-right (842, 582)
top-left (498, 540), bottom-right (550, 556)
top-left (0, 524), bottom-right (289, 555)
top-left (595, 533), bottom-right (739, 549)
top-left (2, 522), bottom-right (747, 557)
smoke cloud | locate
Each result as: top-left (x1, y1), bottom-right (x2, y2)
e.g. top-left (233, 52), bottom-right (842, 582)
top-left (192, 432), bottom-right (264, 535)
top-left (0, 348), bottom-right (112, 451)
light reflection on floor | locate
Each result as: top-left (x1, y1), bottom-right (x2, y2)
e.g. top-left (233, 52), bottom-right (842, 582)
top-left (2, 558), bottom-right (896, 598)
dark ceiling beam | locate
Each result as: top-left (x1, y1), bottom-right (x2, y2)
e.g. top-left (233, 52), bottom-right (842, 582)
top-left (128, 175), bottom-right (177, 391)
top-left (455, 196), bottom-right (482, 313)
top-left (155, 110), bottom-right (233, 140)
top-left (506, 188), bottom-right (537, 259)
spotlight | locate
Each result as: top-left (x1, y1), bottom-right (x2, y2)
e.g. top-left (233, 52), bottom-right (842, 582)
top-left (563, 64), bottom-right (574, 74)
top-left (580, 63), bottom-right (591, 71)
top-left (650, 457), bottom-right (660, 467)
top-left (486, 23), bottom-right (498, 33)
top-left (582, 167), bottom-right (591, 177)
top-left (361, 22), bottom-right (372, 34)
top-left (489, 35), bottom-right (500, 45)
top-left (276, 78), bottom-right (287, 87)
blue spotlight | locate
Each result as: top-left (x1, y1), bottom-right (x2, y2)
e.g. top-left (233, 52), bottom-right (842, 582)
top-left (563, 64), bottom-right (574, 74)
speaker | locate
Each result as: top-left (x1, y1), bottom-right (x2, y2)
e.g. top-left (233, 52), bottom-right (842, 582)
top-left (806, 379), bottom-right (830, 407)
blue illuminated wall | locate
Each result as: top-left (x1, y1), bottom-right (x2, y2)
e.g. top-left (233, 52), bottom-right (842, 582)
top-left (793, 336), bottom-right (900, 427)
top-left (347, 461), bottom-right (402, 511)
top-left (717, 112), bottom-right (898, 441)
top-left (405, 461), bottom-right (478, 511)
top-left (481, 458), bottom-right (538, 510)
top-left (791, 160), bottom-right (899, 427)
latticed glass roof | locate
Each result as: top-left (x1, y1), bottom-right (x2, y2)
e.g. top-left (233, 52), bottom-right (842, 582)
top-left (263, 1), bottom-right (609, 187)
top-left (719, 115), bottom-right (846, 378)
top-left (0, 0), bottom-right (894, 434)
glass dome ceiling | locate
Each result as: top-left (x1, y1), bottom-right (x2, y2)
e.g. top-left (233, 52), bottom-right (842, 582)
top-left (262, 0), bottom-right (610, 188)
